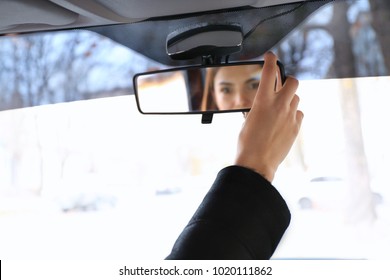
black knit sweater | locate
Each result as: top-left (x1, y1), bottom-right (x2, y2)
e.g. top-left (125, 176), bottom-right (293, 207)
top-left (166, 165), bottom-right (291, 260)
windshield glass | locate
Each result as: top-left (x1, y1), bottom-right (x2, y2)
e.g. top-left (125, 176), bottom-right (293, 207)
top-left (0, 0), bottom-right (389, 259)
top-left (0, 30), bottom-right (162, 111)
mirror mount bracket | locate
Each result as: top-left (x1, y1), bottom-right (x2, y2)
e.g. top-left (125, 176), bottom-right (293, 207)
top-left (166, 23), bottom-right (243, 124)
top-left (167, 23), bottom-right (243, 62)
top-left (201, 54), bottom-right (223, 66)
top-left (201, 113), bottom-right (214, 124)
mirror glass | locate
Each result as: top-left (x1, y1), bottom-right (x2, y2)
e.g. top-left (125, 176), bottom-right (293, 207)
top-left (133, 61), bottom-right (285, 114)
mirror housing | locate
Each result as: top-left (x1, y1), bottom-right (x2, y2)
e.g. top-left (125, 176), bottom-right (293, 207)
top-left (133, 61), bottom-right (285, 123)
top-left (167, 23), bottom-right (243, 61)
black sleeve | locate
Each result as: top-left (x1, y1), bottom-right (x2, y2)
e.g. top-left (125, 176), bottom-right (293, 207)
top-left (165, 165), bottom-right (291, 260)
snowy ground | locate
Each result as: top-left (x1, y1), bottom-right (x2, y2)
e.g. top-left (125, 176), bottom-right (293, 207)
top-left (1, 185), bottom-right (389, 260)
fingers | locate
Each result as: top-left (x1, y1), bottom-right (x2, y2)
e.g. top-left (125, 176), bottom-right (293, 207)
top-left (275, 65), bottom-right (283, 91)
top-left (258, 52), bottom-right (278, 96)
top-left (280, 76), bottom-right (299, 103)
top-left (283, 77), bottom-right (303, 129)
top-left (253, 51), bottom-right (303, 122)
top-left (295, 110), bottom-right (304, 133)
top-left (290, 94), bottom-right (300, 112)
top-left (291, 84), bottom-right (303, 130)
top-left (290, 89), bottom-right (303, 126)
top-left (296, 110), bottom-right (304, 123)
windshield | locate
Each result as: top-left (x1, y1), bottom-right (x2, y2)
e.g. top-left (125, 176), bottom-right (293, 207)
top-left (0, 30), bottom-right (162, 111)
top-left (0, 0), bottom-right (389, 259)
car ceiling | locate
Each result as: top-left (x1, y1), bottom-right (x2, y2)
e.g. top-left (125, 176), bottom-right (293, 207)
top-left (90, 1), bottom-right (333, 66)
top-left (0, 0), bottom-right (333, 65)
top-left (0, 0), bottom-right (309, 34)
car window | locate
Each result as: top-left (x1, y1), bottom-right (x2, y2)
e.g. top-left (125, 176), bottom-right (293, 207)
top-left (1, 0), bottom-right (389, 260)
top-left (0, 30), bottom-right (162, 111)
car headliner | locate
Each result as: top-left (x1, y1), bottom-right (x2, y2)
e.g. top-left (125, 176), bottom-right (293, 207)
top-left (0, 0), bottom-right (312, 34)
top-left (0, 0), bottom-right (332, 65)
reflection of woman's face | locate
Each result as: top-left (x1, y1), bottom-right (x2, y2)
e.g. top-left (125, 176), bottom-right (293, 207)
top-left (213, 65), bottom-right (261, 110)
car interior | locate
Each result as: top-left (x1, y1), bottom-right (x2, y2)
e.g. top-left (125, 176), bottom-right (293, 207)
top-left (0, 0), bottom-right (389, 259)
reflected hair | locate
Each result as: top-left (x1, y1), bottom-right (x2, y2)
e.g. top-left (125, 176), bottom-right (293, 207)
top-left (201, 67), bottom-right (220, 111)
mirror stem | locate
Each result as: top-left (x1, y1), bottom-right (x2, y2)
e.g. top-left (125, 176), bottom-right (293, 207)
top-left (201, 113), bottom-right (214, 124)
top-left (202, 55), bottom-right (222, 66)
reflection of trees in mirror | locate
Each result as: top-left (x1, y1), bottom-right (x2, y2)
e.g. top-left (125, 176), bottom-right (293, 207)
top-left (135, 71), bottom-right (189, 113)
top-left (137, 71), bottom-right (181, 87)
top-left (0, 30), bottom-right (161, 111)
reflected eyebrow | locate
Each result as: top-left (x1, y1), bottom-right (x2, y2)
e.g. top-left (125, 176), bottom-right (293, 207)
top-left (245, 78), bottom-right (260, 83)
top-left (218, 82), bottom-right (233, 86)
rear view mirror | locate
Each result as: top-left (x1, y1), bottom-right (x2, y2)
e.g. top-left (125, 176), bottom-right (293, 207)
top-left (133, 61), bottom-right (285, 122)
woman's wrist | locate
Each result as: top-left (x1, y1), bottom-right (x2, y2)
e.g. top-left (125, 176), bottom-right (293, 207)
top-left (234, 158), bottom-right (275, 182)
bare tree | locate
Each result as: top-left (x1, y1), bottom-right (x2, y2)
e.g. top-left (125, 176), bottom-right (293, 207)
top-left (328, 1), bottom-right (376, 223)
top-left (369, 0), bottom-right (390, 71)
top-left (275, 1), bottom-right (377, 222)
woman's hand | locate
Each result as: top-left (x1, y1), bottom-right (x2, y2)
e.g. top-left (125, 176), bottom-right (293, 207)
top-left (235, 52), bottom-right (304, 182)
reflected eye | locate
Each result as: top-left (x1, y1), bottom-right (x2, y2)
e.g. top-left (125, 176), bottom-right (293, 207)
top-left (219, 87), bottom-right (232, 94)
top-left (248, 81), bottom-right (259, 90)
